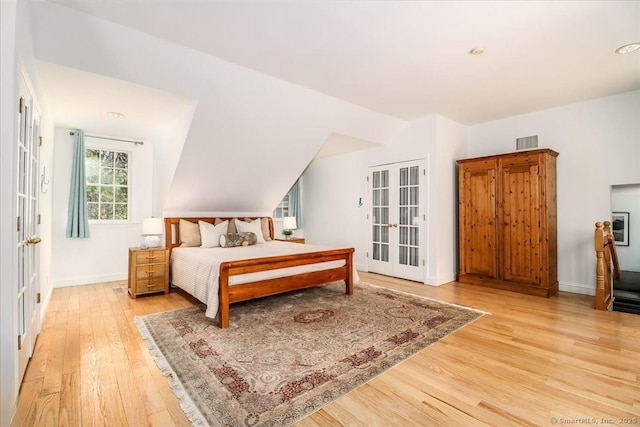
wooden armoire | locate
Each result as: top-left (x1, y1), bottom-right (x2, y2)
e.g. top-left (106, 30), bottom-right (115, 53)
top-left (457, 149), bottom-right (558, 297)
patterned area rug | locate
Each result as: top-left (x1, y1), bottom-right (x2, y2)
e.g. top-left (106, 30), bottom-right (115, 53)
top-left (135, 282), bottom-right (483, 426)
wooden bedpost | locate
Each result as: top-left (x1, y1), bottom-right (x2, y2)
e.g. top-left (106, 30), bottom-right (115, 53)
top-left (219, 262), bottom-right (231, 328)
top-left (346, 250), bottom-right (354, 295)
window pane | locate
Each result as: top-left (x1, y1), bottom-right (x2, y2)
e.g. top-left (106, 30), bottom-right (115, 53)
top-left (410, 187), bottom-right (418, 205)
top-left (99, 204), bottom-right (114, 220)
top-left (87, 185), bottom-right (99, 202)
top-left (381, 207), bottom-right (389, 225)
top-left (115, 204), bottom-right (128, 220)
top-left (100, 187), bottom-right (114, 203)
top-left (410, 226), bottom-right (419, 245)
top-left (400, 187), bottom-right (408, 206)
top-left (381, 244), bottom-right (389, 262)
top-left (115, 169), bottom-right (128, 185)
top-left (373, 171), bottom-right (380, 188)
top-left (101, 151), bottom-right (114, 167)
top-left (410, 166), bottom-right (419, 185)
top-left (88, 203), bottom-right (99, 219)
top-left (381, 188), bottom-right (389, 206)
top-left (399, 246), bottom-right (407, 265)
top-left (400, 168), bottom-right (408, 186)
top-left (381, 170), bottom-right (389, 187)
top-left (373, 225), bottom-right (380, 242)
top-left (115, 152), bottom-right (128, 169)
top-left (400, 207), bottom-right (408, 225)
top-left (373, 243), bottom-right (379, 260)
top-left (114, 187), bottom-right (127, 203)
top-left (101, 168), bottom-right (114, 184)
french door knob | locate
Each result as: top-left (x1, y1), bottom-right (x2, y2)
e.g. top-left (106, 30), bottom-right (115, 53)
top-left (25, 236), bottom-right (42, 245)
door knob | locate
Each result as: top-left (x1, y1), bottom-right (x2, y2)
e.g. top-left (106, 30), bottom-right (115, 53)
top-left (25, 236), bottom-right (42, 245)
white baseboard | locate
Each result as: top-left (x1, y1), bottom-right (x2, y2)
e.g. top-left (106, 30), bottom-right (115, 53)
top-left (559, 281), bottom-right (594, 296)
top-left (54, 273), bottom-right (127, 288)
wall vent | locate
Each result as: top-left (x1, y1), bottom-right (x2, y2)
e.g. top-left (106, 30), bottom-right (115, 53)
top-left (516, 135), bottom-right (538, 150)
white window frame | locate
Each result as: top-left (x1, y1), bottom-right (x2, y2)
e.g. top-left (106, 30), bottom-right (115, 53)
top-left (85, 139), bottom-right (133, 224)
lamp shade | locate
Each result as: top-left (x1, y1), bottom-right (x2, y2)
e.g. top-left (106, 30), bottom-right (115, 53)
top-left (283, 216), bottom-right (297, 230)
top-left (141, 217), bottom-right (163, 236)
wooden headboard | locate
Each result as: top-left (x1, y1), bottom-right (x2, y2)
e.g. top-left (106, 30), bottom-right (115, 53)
top-left (164, 217), bottom-right (275, 256)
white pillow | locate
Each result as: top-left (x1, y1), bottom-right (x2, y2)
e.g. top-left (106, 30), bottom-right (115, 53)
top-left (235, 218), bottom-right (266, 243)
top-left (199, 220), bottom-right (229, 247)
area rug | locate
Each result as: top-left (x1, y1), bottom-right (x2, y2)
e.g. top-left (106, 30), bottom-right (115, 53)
top-left (135, 282), bottom-right (483, 426)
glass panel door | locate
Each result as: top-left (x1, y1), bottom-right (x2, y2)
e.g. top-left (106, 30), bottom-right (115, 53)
top-left (369, 166), bottom-right (392, 276)
top-left (368, 160), bottom-right (425, 282)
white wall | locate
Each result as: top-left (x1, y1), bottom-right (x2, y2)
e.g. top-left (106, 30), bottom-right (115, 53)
top-left (612, 184), bottom-right (640, 272)
top-left (303, 114), bottom-right (466, 285)
top-left (468, 91), bottom-right (640, 294)
top-left (51, 128), bottom-right (155, 287)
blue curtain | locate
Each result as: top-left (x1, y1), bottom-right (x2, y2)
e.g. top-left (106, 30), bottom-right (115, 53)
top-left (66, 130), bottom-right (90, 238)
top-left (289, 178), bottom-right (302, 228)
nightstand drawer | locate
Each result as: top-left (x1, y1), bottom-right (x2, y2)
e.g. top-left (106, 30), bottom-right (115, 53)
top-left (135, 263), bottom-right (166, 280)
top-left (135, 249), bottom-right (167, 265)
top-left (136, 276), bottom-right (167, 294)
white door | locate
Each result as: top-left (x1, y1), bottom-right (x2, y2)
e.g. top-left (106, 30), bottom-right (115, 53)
top-left (368, 160), bottom-right (425, 282)
top-left (17, 74), bottom-right (41, 382)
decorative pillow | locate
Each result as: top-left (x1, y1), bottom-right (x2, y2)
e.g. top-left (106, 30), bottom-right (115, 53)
top-left (199, 220), bottom-right (229, 248)
top-left (219, 232), bottom-right (258, 248)
top-left (235, 218), bottom-right (266, 243)
top-left (262, 218), bottom-right (272, 241)
top-left (179, 219), bottom-right (201, 247)
top-left (227, 218), bottom-right (238, 234)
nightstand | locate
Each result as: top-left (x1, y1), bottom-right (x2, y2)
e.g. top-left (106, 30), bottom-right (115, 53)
top-left (276, 237), bottom-right (306, 244)
top-left (128, 247), bottom-right (169, 298)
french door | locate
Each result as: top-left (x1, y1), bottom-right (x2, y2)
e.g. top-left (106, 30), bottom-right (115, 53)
top-left (368, 159), bottom-right (425, 282)
top-left (17, 73), bottom-right (41, 382)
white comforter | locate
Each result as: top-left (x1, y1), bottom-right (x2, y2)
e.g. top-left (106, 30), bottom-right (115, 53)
top-left (170, 241), bottom-right (359, 319)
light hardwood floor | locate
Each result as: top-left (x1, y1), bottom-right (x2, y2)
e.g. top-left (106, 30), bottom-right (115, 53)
top-left (12, 272), bottom-right (640, 426)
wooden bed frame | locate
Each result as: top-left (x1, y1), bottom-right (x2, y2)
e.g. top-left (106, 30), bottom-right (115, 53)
top-left (164, 217), bottom-right (354, 328)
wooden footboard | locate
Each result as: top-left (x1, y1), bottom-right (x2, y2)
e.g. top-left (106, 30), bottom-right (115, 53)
top-left (164, 217), bottom-right (355, 328)
top-left (219, 248), bottom-right (354, 328)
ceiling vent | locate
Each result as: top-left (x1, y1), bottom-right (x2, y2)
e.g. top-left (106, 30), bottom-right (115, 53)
top-left (516, 135), bottom-right (538, 150)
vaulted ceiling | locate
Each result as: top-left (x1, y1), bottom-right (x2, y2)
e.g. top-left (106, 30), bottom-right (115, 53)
top-left (31, 0), bottom-right (640, 213)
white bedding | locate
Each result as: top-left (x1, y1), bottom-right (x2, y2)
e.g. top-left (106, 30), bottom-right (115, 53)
top-left (170, 241), bottom-right (359, 319)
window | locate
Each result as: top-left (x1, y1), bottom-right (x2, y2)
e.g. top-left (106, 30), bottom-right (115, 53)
top-left (85, 148), bottom-right (129, 221)
top-left (273, 193), bottom-right (290, 219)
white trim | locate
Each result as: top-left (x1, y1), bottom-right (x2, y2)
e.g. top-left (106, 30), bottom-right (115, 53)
top-left (53, 273), bottom-right (127, 288)
top-left (559, 281), bottom-right (594, 296)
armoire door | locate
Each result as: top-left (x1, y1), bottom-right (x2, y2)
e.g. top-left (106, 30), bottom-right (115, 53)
top-left (500, 158), bottom-right (541, 285)
top-left (368, 160), bottom-right (425, 282)
top-left (458, 159), bottom-right (498, 279)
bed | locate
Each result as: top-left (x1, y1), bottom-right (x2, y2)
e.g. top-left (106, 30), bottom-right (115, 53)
top-left (165, 217), bottom-right (356, 328)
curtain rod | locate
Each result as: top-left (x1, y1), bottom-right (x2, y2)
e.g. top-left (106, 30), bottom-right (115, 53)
top-left (69, 131), bottom-right (144, 146)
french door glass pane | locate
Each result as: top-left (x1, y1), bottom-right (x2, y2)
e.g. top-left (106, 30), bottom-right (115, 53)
top-left (381, 244), bottom-right (389, 262)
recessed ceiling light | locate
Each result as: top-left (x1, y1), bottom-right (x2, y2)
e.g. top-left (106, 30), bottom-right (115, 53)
top-left (615, 43), bottom-right (640, 54)
top-left (469, 46), bottom-right (485, 56)
top-left (107, 111), bottom-right (125, 119)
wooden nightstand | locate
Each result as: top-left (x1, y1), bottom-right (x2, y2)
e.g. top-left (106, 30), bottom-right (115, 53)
top-left (128, 247), bottom-right (169, 298)
top-left (276, 237), bottom-right (306, 244)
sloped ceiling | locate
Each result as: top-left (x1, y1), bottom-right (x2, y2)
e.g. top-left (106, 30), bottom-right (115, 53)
top-left (30, 0), bottom-right (640, 214)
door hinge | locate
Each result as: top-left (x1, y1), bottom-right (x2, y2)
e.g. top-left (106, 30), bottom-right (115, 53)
top-left (366, 214), bottom-right (369, 220)
top-left (423, 214), bottom-right (426, 221)
top-left (37, 293), bottom-right (41, 304)
top-left (366, 176), bottom-right (369, 182)
top-left (17, 335), bottom-right (22, 350)
top-left (18, 97), bottom-right (24, 114)
top-left (37, 214), bottom-right (41, 225)
top-left (366, 252), bottom-right (369, 258)
top-left (39, 136), bottom-right (43, 146)
top-left (423, 259), bottom-right (425, 266)
top-left (423, 169), bottom-right (426, 175)
top-left (17, 216), bottom-right (21, 232)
